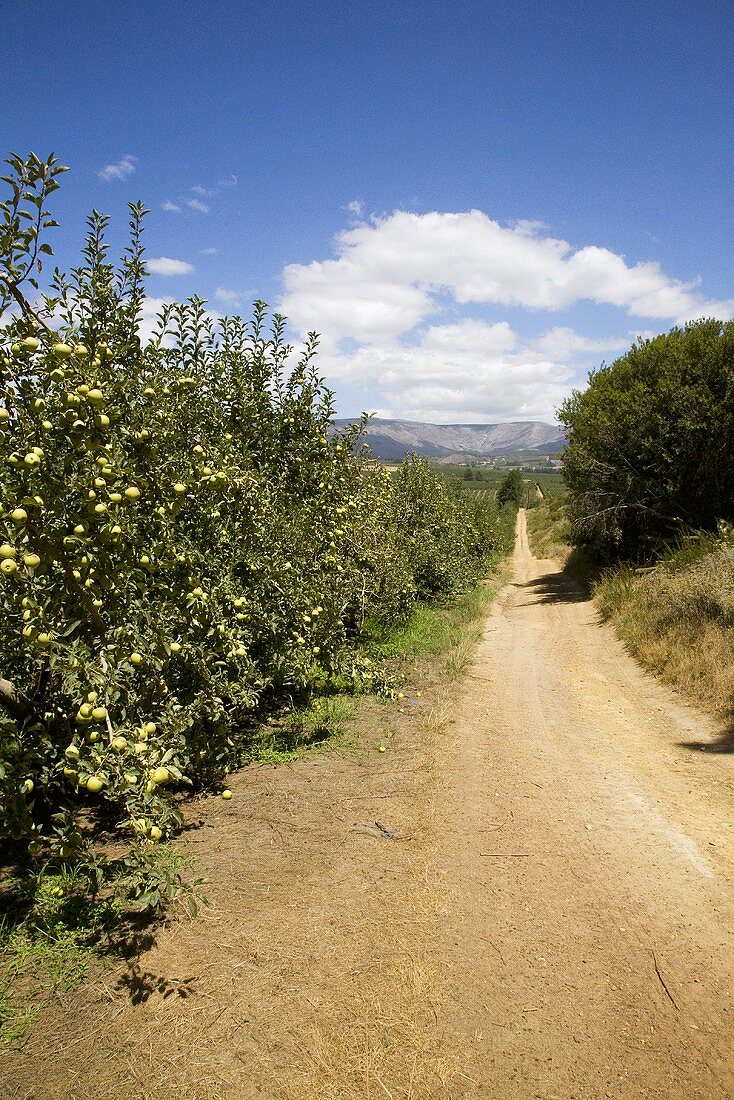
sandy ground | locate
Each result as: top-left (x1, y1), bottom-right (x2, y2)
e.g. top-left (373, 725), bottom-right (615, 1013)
top-left (4, 510), bottom-right (734, 1099)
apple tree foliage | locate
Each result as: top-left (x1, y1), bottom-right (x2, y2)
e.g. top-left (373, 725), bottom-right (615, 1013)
top-left (0, 154), bottom-right (502, 901)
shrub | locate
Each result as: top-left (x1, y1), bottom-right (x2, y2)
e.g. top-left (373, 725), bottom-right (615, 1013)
top-left (559, 320), bottom-right (734, 559)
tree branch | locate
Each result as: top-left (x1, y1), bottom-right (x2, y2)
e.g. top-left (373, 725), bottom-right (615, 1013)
top-left (0, 274), bottom-right (56, 336)
top-left (0, 677), bottom-right (34, 721)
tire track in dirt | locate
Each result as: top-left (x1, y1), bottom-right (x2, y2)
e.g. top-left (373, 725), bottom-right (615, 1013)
top-left (5, 510), bottom-right (733, 1099)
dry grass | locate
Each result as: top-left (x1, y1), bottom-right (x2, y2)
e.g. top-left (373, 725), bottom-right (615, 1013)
top-left (525, 496), bottom-right (574, 564)
top-left (595, 541), bottom-right (734, 719)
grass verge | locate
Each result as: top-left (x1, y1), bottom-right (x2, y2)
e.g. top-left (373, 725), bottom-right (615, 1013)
top-left (595, 533), bottom-right (734, 721)
top-left (0, 866), bottom-right (123, 1046)
top-left (526, 494), bottom-right (574, 563)
top-left (0, 843), bottom-right (205, 1048)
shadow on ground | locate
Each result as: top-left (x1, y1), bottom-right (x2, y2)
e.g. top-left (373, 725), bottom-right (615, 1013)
top-left (115, 964), bottom-right (199, 1005)
top-left (678, 723), bottom-right (734, 755)
top-left (513, 569), bottom-right (590, 606)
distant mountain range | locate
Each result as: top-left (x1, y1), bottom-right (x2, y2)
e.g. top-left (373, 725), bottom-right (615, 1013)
top-left (333, 418), bottom-right (565, 462)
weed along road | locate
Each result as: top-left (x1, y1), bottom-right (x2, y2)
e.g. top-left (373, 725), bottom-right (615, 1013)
top-left (6, 511), bottom-right (734, 1099)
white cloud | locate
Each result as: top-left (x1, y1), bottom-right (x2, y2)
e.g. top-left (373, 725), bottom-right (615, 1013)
top-left (319, 321), bottom-right (647, 423)
top-left (138, 296), bottom-right (173, 342)
top-left (531, 327), bottom-right (629, 359)
top-left (162, 200), bottom-right (181, 213)
top-left (98, 154), bottom-right (137, 182)
top-left (147, 256), bottom-right (194, 276)
top-left (317, 319), bottom-right (577, 422)
top-left (186, 198), bottom-right (210, 214)
top-left (191, 185), bottom-right (215, 199)
top-left (346, 199), bottom-right (364, 217)
top-left (200, 247), bottom-right (219, 255)
top-left (282, 210), bottom-right (734, 350)
top-left (279, 208), bottom-right (734, 422)
top-left (218, 174), bottom-right (238, 188)
top-left (214, 286), bottom-right (242, 306)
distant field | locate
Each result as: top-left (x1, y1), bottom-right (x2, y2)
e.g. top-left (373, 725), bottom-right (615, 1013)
top-left (432, 464), bottom-right (566, 504)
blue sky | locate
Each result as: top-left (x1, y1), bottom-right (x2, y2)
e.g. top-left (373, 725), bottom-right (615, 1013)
top-left (3, 0), bottom-right (733, 423)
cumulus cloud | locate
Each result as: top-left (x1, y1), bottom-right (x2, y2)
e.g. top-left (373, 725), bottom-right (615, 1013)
top-left (282, 210), bottom-right (734, 347)
top-left (214, 286), bottom-right (242, 306)
top-left (279, 208), bottom-right (734, 422)
top-left (531, 327), bottom-right (630, 359)
top-left (138, 296), bottom-right (173, 342)
top-left (147, 256), bottom-right (194, 276)
top-left (316, 320), bottom-right (576, 423)
top-left (98, 154), bottom-right (137, 182)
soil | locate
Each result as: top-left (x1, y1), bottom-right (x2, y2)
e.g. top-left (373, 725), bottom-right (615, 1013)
top-left (4, 510), bottom-right (734, 1099)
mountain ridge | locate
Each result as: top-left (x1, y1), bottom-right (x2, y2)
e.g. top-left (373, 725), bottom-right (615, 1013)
top-left (333, 417), bottom-right (565, 462)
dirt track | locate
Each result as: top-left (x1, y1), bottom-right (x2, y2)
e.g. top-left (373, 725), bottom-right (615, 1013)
top-left (6, 510), bottom-right (734, 1099)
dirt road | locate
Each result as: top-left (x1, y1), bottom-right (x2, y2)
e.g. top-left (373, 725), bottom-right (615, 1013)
top-left (6, 510), bottom-right (734, 1099)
